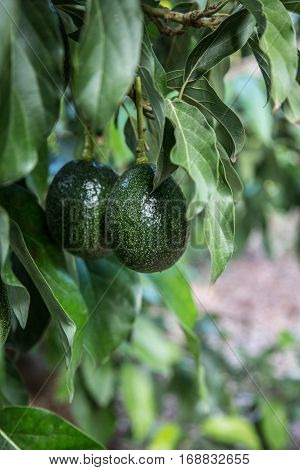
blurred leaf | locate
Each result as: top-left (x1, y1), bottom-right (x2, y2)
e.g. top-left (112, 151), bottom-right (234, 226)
top-left (81, 356), bottom-right (115, 407)
top-left (0, 186), bottom-right (88, 398)
top-left (140, 29), bottom-right (166, 161)
top-left (148, 423), bottom-right (181, 450)
top-left (164, 99), bottom-right (219, 219)
top-left (78, 258), bottom-right (142, 364)
top-left (0, 361), bottom-right (27, 407)
top-left (281, 0), bottom-right (300, 12)
top-left (130, 316), bottom-right (180, 374)
top-left (72, 0), bottom-right (142, 133)
top-left (283, 80), bottom-right (300, 125)
top-left (0, 207), bottom-right (9, 267)
top-left (204, 162), bottom-right (235, 282)
top-left (184, 10), bottom-right (255, 83)
top-left (0, 0), bottom-right (64, 185)
top-left (241, 0), bottom-right (297, 107)
top-left (248, 33), bottom-right (271, 102)
top-left (259, 399), bottom-right (290, 449)
top-left (202, 414), bottom-right (262, 450)
top-left (121, 364), bottom-right (156, 442)
top-left (0, 406), bottom-right (104, 450)
top-left (26, 141), bottom-right (49, 207)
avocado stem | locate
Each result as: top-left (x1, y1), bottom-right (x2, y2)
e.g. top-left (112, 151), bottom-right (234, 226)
top-left (82, 126), bottom-right (94, 161)
top-left (134, 76), bottom-right (148, 164)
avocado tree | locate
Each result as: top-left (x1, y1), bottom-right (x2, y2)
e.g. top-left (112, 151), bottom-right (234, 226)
top-left (0, 0), bottom-right (299, 450)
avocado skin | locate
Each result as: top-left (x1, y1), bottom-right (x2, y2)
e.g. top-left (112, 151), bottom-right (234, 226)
top-left (106, 164), bottom-right (190, 273)
top-left (0, 277), bottom-right (11, 344)
top-left (46, 160), bottom-right (117, 259)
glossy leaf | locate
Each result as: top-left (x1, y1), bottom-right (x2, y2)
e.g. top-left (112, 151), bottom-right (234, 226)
top-left (0, 406), bottom-right (104, 450)
top-left (248, 33), bottom-right (271, 102)
top-left (0, 1), bottom-right (64, 185)
top-left (241, 0), bottom-right (297, 107)
top-left (202, 414), bottom-right (262, 450)
top-left (203, 162), bottom-right (235, 282)
top-left (0, 186), bottom-right (88, 397)
top-left (78, 258), bottom-right (142, 364)
top-left (72, 0), bottom-right (143, 133)
top-left (121, 364), bottom-right (156, 441)
top-left (139, 30), bottom-right (166, 161)
top-left (164, 99), bottom-right (219, 219)
top-left (168, 75), bottom-right (245, 157)
top-left (184, 10), bottom-right (255, 83)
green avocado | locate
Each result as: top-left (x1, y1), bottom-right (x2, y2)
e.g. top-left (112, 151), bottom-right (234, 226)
top-left (106, 163), bottom-right (190, 273)
top-left (0, 277), bottom-right (11, 344)
top-left (46, 160), bottom-right (118, 259)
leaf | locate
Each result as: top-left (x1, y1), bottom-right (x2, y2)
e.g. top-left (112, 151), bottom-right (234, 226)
top-left (283, 80), bottom-right (300, 125)
top-left (202, 414), bottom-right (262, 450)
top-left (81, 356), bottom-right (115, 407)
top-left (241, 0), bottom-right (298, 107)
top-left (203, 161), bottom-right (235, 282)
top-left (149, 266), bottom-right (200, 369)
top-left (121, 364), bottom-right (156, 441)
top-left (218, 144), bottom-right (243, 203)
top-left (281, 0), bottom-right (300, 12)
top-left (0, 406), bottom-right (104, 450)
top-left (0, 186), bottom-right (88, 398)
top-left (0, 207), bottom-right (29, 330)
top-left (72, 0), bottom-right (143, 133)
top-left (148, 423), bottom-right (181, 450)
top-left (184, 10), bottom-right (255, 83)
top-left (153, 118), bottom-right (177, 189)
top-left (26, 141), bottom-right (49, 207)
top-left (259, 398), bottom-right (290, 450)
top-left (164, 99), bottom-right (219, 219)
top-left (0, 360), bottom-right (28, 407)
top-left (77, 258), bottom-right (142, 364)
top-left (0, 1), bottom-right (64, 185)
top-left (139, 30), bottom-right (166, 161)
top-left (169, 76), bottom-right (245, 157)
top-left (248, 33), bottom-right (271, 102)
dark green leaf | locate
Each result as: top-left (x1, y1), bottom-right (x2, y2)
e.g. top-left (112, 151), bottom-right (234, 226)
top-left (0, 186), bottom-right (88, 397)
top-left (153, 118), bottom-right (177, 189)
top-left (0, 406), bottom-right (104, 450)
top-left (281, 0), bottom-right (300, 12)
top-left (184, 10), bottom-right (255, 83)
top-left (72, 0), bottom-right (143, 133)
top-left (248, 33), bottom-right (271, 102)
top-left (78, 258), bottom-right (142, 364)
top-left (0, 0), bottom-right (64, 185)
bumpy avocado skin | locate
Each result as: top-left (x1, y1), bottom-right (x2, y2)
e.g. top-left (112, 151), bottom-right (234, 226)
top-left (46, 160), bottom-right (117, 259)
top-left (0, 277), bottom-right (11, 344)
top-left (106, 164), bottom-right (190, 273)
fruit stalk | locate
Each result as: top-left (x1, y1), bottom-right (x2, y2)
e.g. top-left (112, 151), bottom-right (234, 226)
top-left (82, 126), bottom-right (94, 161)
top-left (134, 76), bottom-right (148, 164)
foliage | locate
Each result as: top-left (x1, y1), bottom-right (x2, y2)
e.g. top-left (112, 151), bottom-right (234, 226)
top-left (0, 0), bottom-right (300, 450)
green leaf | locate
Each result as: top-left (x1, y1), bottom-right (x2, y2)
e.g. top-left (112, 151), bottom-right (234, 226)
top-left (168, 76), bottom-right (245, 158)
top-left (241, 0), bottom-right (298, 107)
top-left (0, 1), bottom-right (64, 185)
top-left (148, 423), bottom-right (181, 450)
top-left (72, 0), bottom-right (143, 133)
top-left (202, 414), bottom-right (262, 450)
top-left (280, 0), bottom-right (300, 14)
top-left (78, 258), bottom-right (142, 364)
top-left (248, 33), bottom-right (271, 102)
top-left (218, 144), bottom-right (243, 203)
top-left (164, 99), bottom-right (219, 219)
top-left (149, 266), bottom-right (200, 369)
top-left (0, 360), bottom-right (28, 407)
top-left (139, 30), bottom-right (166, 161)
top-left (121, 364), bottom-right (156, 441)
top-left (184, 10), bottom-right (255, 83)
top-left (283, 80), bottom-right (300, 125)
top-left (0, 207), bottom-right (29, 330)
top-left (153, 118), bottom-right (177, 189)
top-left (0, 406), bottom-right (104, 450)
top-left (81, 356), bottom-right (115, 407)
top-left (203, 162), bottom-right (235, 282)
top-left (0, 186), bottom-right (88, 398)
top-left (26, 141), bottom-right (49, 207)
top-left (259, 398), bottom-right (290, 449)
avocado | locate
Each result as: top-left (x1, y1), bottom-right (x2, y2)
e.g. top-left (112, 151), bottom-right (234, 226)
top-left (0, 277), bottom-right (11, 344)
top-left (106, 163), bottom-right (190, 273)
top-left (46, 160), bottom-right (117, 259)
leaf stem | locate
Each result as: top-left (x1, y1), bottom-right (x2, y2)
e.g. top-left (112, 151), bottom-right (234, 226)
top-left (81, 126), bottom-right (94, 161)
top-left (134, 76), bottom-right (148, 164)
